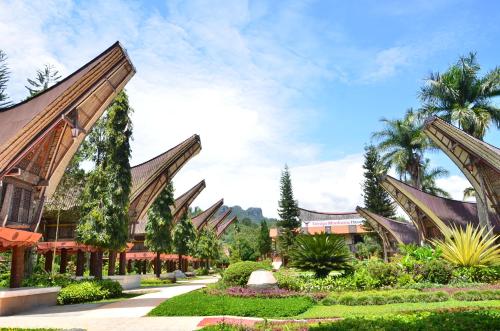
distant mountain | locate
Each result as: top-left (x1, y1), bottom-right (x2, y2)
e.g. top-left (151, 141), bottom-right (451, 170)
top-left (218, 205), bottom-right (276, 224)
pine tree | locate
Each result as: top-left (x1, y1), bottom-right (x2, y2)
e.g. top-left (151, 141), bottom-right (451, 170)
top-left (76, 91), bottom-right (132, 279)
top-left (173, 212), bottom-right (196, 271)
top-left (25, 64), bottom-right (61, 97)
top-left (0, 50), bottom-right (11, 108)
top-left (277, 165), bottom-right (300, 265)
top-left (258, 220), bottom-right (272, 258)
top-left (145, 182), bottom-right (175, 278)
top-left (362, 145), bottom-right (395, 218)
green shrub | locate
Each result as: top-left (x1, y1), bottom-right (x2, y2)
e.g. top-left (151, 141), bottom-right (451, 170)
top-left (322, 289), bottom-right (449, 306)
top-left (310, 310), bottom-right (500, 331)
top-left (289, 233), bottom-right (353, 278)
top-left (365, 260), bottom-right (401, 287)
top-left (148, 290), bottom-right (313, 317)
top-left (141, 278), bottom-right (173, 286)
top-left (57, 281), bottom-right (107, 305)
top-left (22, 273), bottom-right (75, 288)
top-left (223, 261), bottom-right (271, 286)
top-left (97, 279), bottom-right (122, 297)
top-left (195, 268), bottom-right (209, 276)
top-left (416, 259), bottom-right (453, 284)
top-left (452, 289), bottom-right (500, 301)
top-left (452, 266), bottom-right (500, 283)
top-left (351, 268), bottom-right (378, 290)
top-left (57, 279), bottom-right (122, 305)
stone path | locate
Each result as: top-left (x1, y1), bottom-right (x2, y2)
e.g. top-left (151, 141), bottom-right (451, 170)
top-left (0, 276), bottom-right (219, 331)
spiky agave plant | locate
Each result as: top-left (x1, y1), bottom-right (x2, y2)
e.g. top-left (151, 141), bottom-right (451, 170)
top-left (289, 233), bottom-right (352, 278)
top-left (432, 224), bottom-right (500, 267)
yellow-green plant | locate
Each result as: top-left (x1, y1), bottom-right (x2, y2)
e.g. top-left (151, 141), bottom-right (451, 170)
top-left (432, 224), bottom-right (500, 267)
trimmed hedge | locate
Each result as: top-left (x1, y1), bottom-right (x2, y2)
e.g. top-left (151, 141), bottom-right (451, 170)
top-left (452, 289), bottom-right (500, 301)
top-left (223, 261), bottom-right (271, 286)
top-left (57, 279), bottom-right (122, 305)
top-left (310, 310), bottom-right (500, 331)
top-left (322, 289), bottom-right (449, 306)
top-left (148, 289), bottom-right (313, 317)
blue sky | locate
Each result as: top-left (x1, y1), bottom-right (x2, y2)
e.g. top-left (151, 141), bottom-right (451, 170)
top-left (1, 0), bottom-right (499, 217)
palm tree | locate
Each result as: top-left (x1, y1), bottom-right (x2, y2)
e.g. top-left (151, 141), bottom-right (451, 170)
top-left (420, 52), bottom-right (500, 140)
top-left (372, 109), bottom-right (431, 189)
top-left (463, 187), bottom-right (476, 201)
top-left (0, 50), bottom-right (11, 108)
top-left (25, 64), bottom-right (61, 97)
top-left (420, 159), bottom-right (450, 198)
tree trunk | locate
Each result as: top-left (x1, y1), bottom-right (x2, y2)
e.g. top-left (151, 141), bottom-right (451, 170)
top-left (155, 252), bottom-right (161, 278)
top-left (76, 250), bottom-right (85, 277)
top-left (108, 251), bottom-right (116, 276)
top-left (60, 248), bottom-right (68, 274)
top-left (119, 252), bottom-right (126, 275)
top-left (10, 246), bottom-right (25, 288)
top-left (141, 260), bottom-right (147, 274)
top-left (90, 252), bottom-right (97, 276)
top-left (127, 259), bottom-right (132, 274)
top-left (94, 250), bottom-right (103, 279)
top-left (44, 251), bottom-right (53, 273)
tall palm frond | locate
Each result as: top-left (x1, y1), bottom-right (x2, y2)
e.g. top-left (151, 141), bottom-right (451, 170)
top-left (420, 52), bottom-right (500, 140)
top-left (25, 64), bottom-right (62, 97)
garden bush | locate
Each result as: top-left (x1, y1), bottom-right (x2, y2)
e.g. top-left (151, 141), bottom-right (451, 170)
top-left (322, 289), bottom-right (449, 306)
top-left (141, 277), bottom-right (173, 286)
top-left (452, 289), bottom-right (500, 301)
top-left (365, 260), bottom-right (401, 287)
top-left (452, 265), bottom-right (500, 283)
top-left (414, 259), bottom-right (453, 284)
top-left (22, 272), bottom-right (75, 288)
top-left (57, 279), bottom-right (122, 305)
top-left (275, 270), bottom-right (304, 291)
top-left (222, 261), bottom-right (271, 286)
top-left (148, 290), bottom-right (313, 317)
top-left (310, 310), bottom-right (500, 331)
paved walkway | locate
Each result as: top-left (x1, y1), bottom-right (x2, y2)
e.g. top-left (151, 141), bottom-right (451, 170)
top-left (0, 276), bottom-right (219, 331)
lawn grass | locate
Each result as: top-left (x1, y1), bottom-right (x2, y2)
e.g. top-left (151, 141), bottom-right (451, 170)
top-left (297, 299), bottom-right (500, 318)
top-left (148, 290), bottom-right (313, 317)
top-left (310, 310), bottom-right (500, 331)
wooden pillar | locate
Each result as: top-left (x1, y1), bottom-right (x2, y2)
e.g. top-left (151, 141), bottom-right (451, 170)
top-left (89, 252), bottom-right (97, 276)
top-left (108, 251), bottom-right (116, 276)
top-left (127, 259), bottom-right (132, 274)
top-left (10, 246), bottom-right (25, 288)
top-left (95, 250), bottom-right (103, 279)
top-left (119, 252), bottom-right (126, 275)
top-left (141, 260), bottom-right (147, 274)
top-left (59, 248), bottom-right (68, 274)
top-left (76, 250), bottom-right (85, 277)
top-left (44, 250), bottom-right (53, 273)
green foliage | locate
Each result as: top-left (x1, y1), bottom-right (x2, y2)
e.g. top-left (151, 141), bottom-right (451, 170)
top-left (76, 91), bottom-right (133, 253)
top-left (22, 273), bottom-right (75, 288)
top-left (432, 224), bottom-right (500, 267)
top-left (420, 52), bottom-right (500, 140)
top-left (452, 289), bottom-right (500, 301)
top-left (289, 233), bottom-right (353, 278)
top-left (322, 289), bottom-right (449, 306)
top-left (452, 265), bottom-right (500, 283)
top-left (277, 165), bottom-right (300, 229)
top-left (193, 228), bottom-right (221, 263)
top-left (148, 290), bottom-right (313, 318)
top-left (310, 310), bottom-right (500, 331)
top-left (145, 182), bottom-right (175, 254)
top-left (57, 280), bottom-right (122, 305)
top-left (275, 270), bottom-right (304, 291)
top-left (0, 50), bottom-right (11, 108)
top-left (372, 109), bottom-right (429, 188)
top-left (364, 260), bottom-right (402, 287)
top-left (227, 219), bottom-right (260, 262)
top-left (354, 235), bottom-right (382, 260)
top-left (361, 145), bottom-right (395, 218)
top-left (173, 213), bottom-right (196, 257)
top-left (399, 244), bottom-right (441, 269)
top-left (25, 64), bottom-right (61, 97)
top-left (140, 278), bottom-right (173, 287)
top-left (223, 261), bottom-right (271, 286)
top-left (414, 259), bottom-right (453, 284)
top-left (257, 220), bottom-right (272, 258)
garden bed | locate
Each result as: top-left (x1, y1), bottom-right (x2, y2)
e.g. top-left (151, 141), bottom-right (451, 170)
top-left (148, 290), bottom-right (313, 317)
